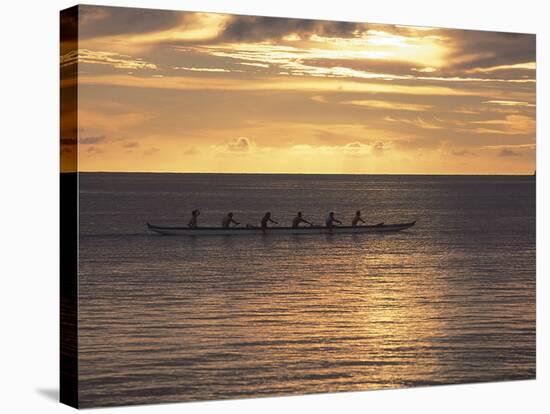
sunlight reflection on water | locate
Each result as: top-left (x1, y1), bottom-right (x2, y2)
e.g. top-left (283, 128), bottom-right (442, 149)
top-left (77, 174), bottom-right (535, 407)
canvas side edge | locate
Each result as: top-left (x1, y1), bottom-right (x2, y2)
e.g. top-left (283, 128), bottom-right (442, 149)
top-left (60, 4), bottom-right (79, 409)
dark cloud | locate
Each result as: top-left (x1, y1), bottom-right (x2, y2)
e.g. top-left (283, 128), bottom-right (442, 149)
top-left (78, 5), bottom-right (182, 39)
top-left (304, 58), bottom-right (417, 77)
top-left (221, 16), bottom-right (366, 41)
top-left (303, 29), bottom-right (534, 80)
top-left (226, 137), bottom-right (250, 152)
top-left (447, 30), bottom-right (535, 70)
top-left (80, 135), bottom-right (106, 145)
top-left (302, 56), bottom-right (535, 82)
top-left (452, 149), bottom-right (476, 156)
top-left (499, 148), bottom-right (520, 157)
top-left (372, 141), bottom-right (385, 156)
top-left (61, 136), bottom-right (106, 146)
top-left (123, 141), bottom-right (140, 148)
top-left (465, 67), bottom-right (535, 80)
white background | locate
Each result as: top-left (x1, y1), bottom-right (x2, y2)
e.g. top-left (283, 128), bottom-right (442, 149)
top-left (0, 0), bottom-right (547, 412)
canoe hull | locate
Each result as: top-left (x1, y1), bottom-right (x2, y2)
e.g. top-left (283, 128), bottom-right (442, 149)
top-left (146, 221), bottom-right (416, 236)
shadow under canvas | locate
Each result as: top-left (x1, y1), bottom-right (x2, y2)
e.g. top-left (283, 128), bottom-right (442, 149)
top-left (36, 388), bottom-right (59, 402)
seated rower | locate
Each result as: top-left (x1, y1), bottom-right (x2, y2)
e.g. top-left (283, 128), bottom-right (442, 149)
top-left (188, 209), bottom-right (200, 228)
top-left (222, 212), bottom-right (240, 228)
top-left (325, 211), bottom-right (342, 228)
top-left (261, 212), bottom-right (278, 231)
top-left (292, 211), bottom-right (312, 228)
top-left (352, 210), bottom-right (366, 227)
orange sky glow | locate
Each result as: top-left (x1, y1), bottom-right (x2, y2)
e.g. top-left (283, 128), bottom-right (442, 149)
top-left (61, 6), bottom-right (536, 174)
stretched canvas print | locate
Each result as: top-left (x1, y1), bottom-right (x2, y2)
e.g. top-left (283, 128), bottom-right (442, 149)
top-left (60, 4), bottom-right (536, 408)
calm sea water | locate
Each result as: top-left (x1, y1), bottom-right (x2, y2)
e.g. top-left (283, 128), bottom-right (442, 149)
top-left (77, 173), bottom-right (535, 407)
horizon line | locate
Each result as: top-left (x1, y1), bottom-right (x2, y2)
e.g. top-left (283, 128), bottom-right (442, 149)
top-left (63, 171), bottom-right (536, 176)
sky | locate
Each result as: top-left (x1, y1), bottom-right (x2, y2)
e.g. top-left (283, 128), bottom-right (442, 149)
top-left (60, 5), bottom-right (536, 174)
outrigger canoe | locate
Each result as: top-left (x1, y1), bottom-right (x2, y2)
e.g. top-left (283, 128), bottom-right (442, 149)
top-left (146, 221), bottom-right (416, 236)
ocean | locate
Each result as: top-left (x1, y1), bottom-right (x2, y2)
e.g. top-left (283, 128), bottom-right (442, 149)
top-left (77, 173), bottom-right (536, 407)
